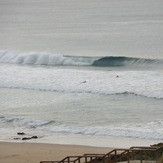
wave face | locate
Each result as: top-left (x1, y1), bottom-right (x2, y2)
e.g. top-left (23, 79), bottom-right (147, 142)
top-left (92, 56), bottom-right (161, 67)
top-left (0, 50), bottom-right (162, 68)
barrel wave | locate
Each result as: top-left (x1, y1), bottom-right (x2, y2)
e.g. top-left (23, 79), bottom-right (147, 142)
top-left (0, 50), bottom-right (162, 68)
top-left (92, 56), bottom-right (160, 67)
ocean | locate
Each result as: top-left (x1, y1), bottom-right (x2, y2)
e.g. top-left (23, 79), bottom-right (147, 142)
top-left (0, 0), bottom-right (163, 148)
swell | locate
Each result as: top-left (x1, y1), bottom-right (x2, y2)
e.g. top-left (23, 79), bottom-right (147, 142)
top-left (1, 86), bottom-right (163, 99)
top-left (0, 50), bottom-right (162, 68)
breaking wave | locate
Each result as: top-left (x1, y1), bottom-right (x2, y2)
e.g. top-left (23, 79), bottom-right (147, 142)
top-left (0, 50), bottom-right (162, 68)
top-left (0, 116), bottom-right (162, 140)
top-left (0, 50), bottom-right (95, 66)
top-left (92, 56), bottom-right (161, 67)
top-left (38, 121), bottom-right (163, 140)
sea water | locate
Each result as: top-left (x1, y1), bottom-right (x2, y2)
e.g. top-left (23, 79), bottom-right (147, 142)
top-left (0, 0), bottom-right (163, 148)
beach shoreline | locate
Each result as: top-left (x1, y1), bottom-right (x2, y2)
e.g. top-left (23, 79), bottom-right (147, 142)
top-left (0, 141), bottom-right (113, 163)
top-left (0, 139), bottom-right (162, 163)
top-left (0, 129), bottom-right (161, 149)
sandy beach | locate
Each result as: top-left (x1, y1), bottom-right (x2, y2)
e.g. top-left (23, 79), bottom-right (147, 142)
top-left (0, 141), bottom-right (113, 163)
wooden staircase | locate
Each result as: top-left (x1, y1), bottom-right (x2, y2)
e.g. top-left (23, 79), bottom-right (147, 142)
top-left (40, 145), bottom-right (163, 163)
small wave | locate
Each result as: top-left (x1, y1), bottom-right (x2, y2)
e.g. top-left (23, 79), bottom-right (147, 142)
top-left (1, 116), bottom-right (162, 140)
top-left (0, 116), bottom-right (55, 128)
top-left (115, 91), bottom-right (163, 99)
top-left (38, 120), bottom-right (163, 140)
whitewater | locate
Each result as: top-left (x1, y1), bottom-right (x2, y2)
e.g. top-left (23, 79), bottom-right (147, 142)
top-left (0, 0), bottom-right (163, 147)
top-left (0, 51), bottom-right (163, 99)
top-left (0, 51), bottom-right (163, 147)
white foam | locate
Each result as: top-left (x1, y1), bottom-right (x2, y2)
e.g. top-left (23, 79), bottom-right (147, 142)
top-left (0, 51), bottom-right (93, 66)
top-left (0, 61), bottom-right (163, 99)
top-left (37, 120), bottom-right (163, 140)
top-left (1, 115), bottom-right (163, 140)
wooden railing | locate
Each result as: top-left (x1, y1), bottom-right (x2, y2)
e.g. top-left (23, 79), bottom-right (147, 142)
top-left (40, 145), bottom-right (163, 163)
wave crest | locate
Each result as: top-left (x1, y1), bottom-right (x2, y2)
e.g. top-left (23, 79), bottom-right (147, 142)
top-left (0, 50), bottom-right (162, 67)
top-left (0, 51), bottom-right (94, 66)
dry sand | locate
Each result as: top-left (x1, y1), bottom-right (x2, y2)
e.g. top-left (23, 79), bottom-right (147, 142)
top-left (0, 141), bottom-right (113, 163)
